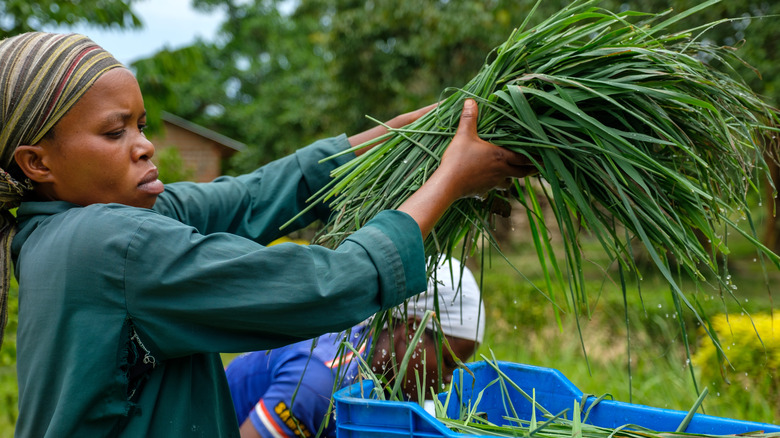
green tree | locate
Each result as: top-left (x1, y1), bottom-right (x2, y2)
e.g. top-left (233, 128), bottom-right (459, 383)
top-left (131, 43), bottom-right (217, 136)
top-left (155, 147), bottom-right (196, 183)
top-left (134, 0), bottom-right (337, 173)
top-left (293, 0), bottom-right (520, 132)
top-left (0, 0), bottom-right (143, 38)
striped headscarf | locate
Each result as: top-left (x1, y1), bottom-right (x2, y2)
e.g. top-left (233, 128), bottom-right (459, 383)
top-left (0, 32), bottom-right (123, 346)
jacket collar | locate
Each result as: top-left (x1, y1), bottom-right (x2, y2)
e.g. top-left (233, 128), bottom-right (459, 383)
top-left (12, 200), bottom-right (81, 257)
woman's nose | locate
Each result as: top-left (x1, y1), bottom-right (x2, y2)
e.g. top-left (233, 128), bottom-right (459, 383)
top-left (134, 133), bottom-right (155, 161)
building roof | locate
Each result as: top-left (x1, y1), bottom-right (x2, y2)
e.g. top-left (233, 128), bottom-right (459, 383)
top-left (161, 111), bottom-right (246, 152)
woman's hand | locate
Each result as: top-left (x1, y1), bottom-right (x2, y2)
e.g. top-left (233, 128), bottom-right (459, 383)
top-left (348, 103), bottom-right (438, 155)
top-left (398, 99), bottom-right (536, 238)
top-left (436, 98), bottom-right (536, 199)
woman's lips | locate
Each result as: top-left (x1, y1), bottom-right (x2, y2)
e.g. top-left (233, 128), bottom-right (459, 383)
top-left (139, 168), bottom-right (164, 195)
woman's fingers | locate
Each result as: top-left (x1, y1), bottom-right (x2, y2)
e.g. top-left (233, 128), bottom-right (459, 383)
top-left (439, 99), bottom-right (539, 198)
top-left (455, 99), bottom-right (479, 137)
top-left (350, 102), bottom-right (438, 153)
top-left (505, 153), bottom-right (539, 179)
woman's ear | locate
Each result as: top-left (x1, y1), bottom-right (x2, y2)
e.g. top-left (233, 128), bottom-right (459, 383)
top-left (14, 145), bottom-right (52, 184)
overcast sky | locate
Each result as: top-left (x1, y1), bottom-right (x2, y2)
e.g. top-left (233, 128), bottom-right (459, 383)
top-left (44, 0), bottom-right (226, 65)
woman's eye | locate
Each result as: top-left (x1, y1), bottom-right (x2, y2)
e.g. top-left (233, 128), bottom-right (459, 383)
top-left (106, 129), bottom-right (126, 138)
top-left (138, 124), bottom-right (147, 133)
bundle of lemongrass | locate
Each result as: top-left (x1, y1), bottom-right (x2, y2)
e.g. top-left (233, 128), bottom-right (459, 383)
top-left (290, 1), bottom-right (780, 335)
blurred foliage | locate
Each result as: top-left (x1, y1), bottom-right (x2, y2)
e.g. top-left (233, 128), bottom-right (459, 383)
top-left (0, 282), bottom-right (16, 368)
top-left (0, 279), bottom-right (18, 433)
top-left (132, 44), bottom-right (221, 138)
top-left (135, 0), bottom-right (335, 171)
top-left (155, 146), bottom-right (196, 183)
top-left (693, 312), bottom-right (780, 418)
top-left (0, 0), bottom-right (143, 38)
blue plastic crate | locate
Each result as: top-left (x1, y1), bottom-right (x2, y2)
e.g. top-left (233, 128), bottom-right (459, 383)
top-left (333, 361), bottom-right (780, 437)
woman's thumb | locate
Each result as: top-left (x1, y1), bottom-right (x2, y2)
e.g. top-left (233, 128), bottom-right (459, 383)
top-left (456, 98), bottom-right (478, 136)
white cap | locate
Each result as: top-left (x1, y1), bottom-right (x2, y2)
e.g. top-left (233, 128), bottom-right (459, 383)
top-left (396, 257), bottom-right (485, 344)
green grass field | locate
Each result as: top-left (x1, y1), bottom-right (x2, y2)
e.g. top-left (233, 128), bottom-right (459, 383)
top-left (1, 218), bottom-right (777, 435)
top-left (473, 216), bottom-right (780, 425)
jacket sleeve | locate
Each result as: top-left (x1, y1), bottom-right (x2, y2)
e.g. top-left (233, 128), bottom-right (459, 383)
top-left (152, 135), bottom-right (354, 245)
top-left (123, 208), bottom-right (426, 359)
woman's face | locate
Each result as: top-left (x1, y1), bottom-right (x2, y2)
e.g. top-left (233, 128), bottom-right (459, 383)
top-left (32, 67), bottom-right (163, 208)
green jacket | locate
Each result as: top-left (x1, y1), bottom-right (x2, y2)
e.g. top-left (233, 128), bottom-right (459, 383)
top-left (11, 136), bottom-right (426, 437)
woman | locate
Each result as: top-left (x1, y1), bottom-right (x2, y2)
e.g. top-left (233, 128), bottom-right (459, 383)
top-left (0, 32), bottom-right (535, 436)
